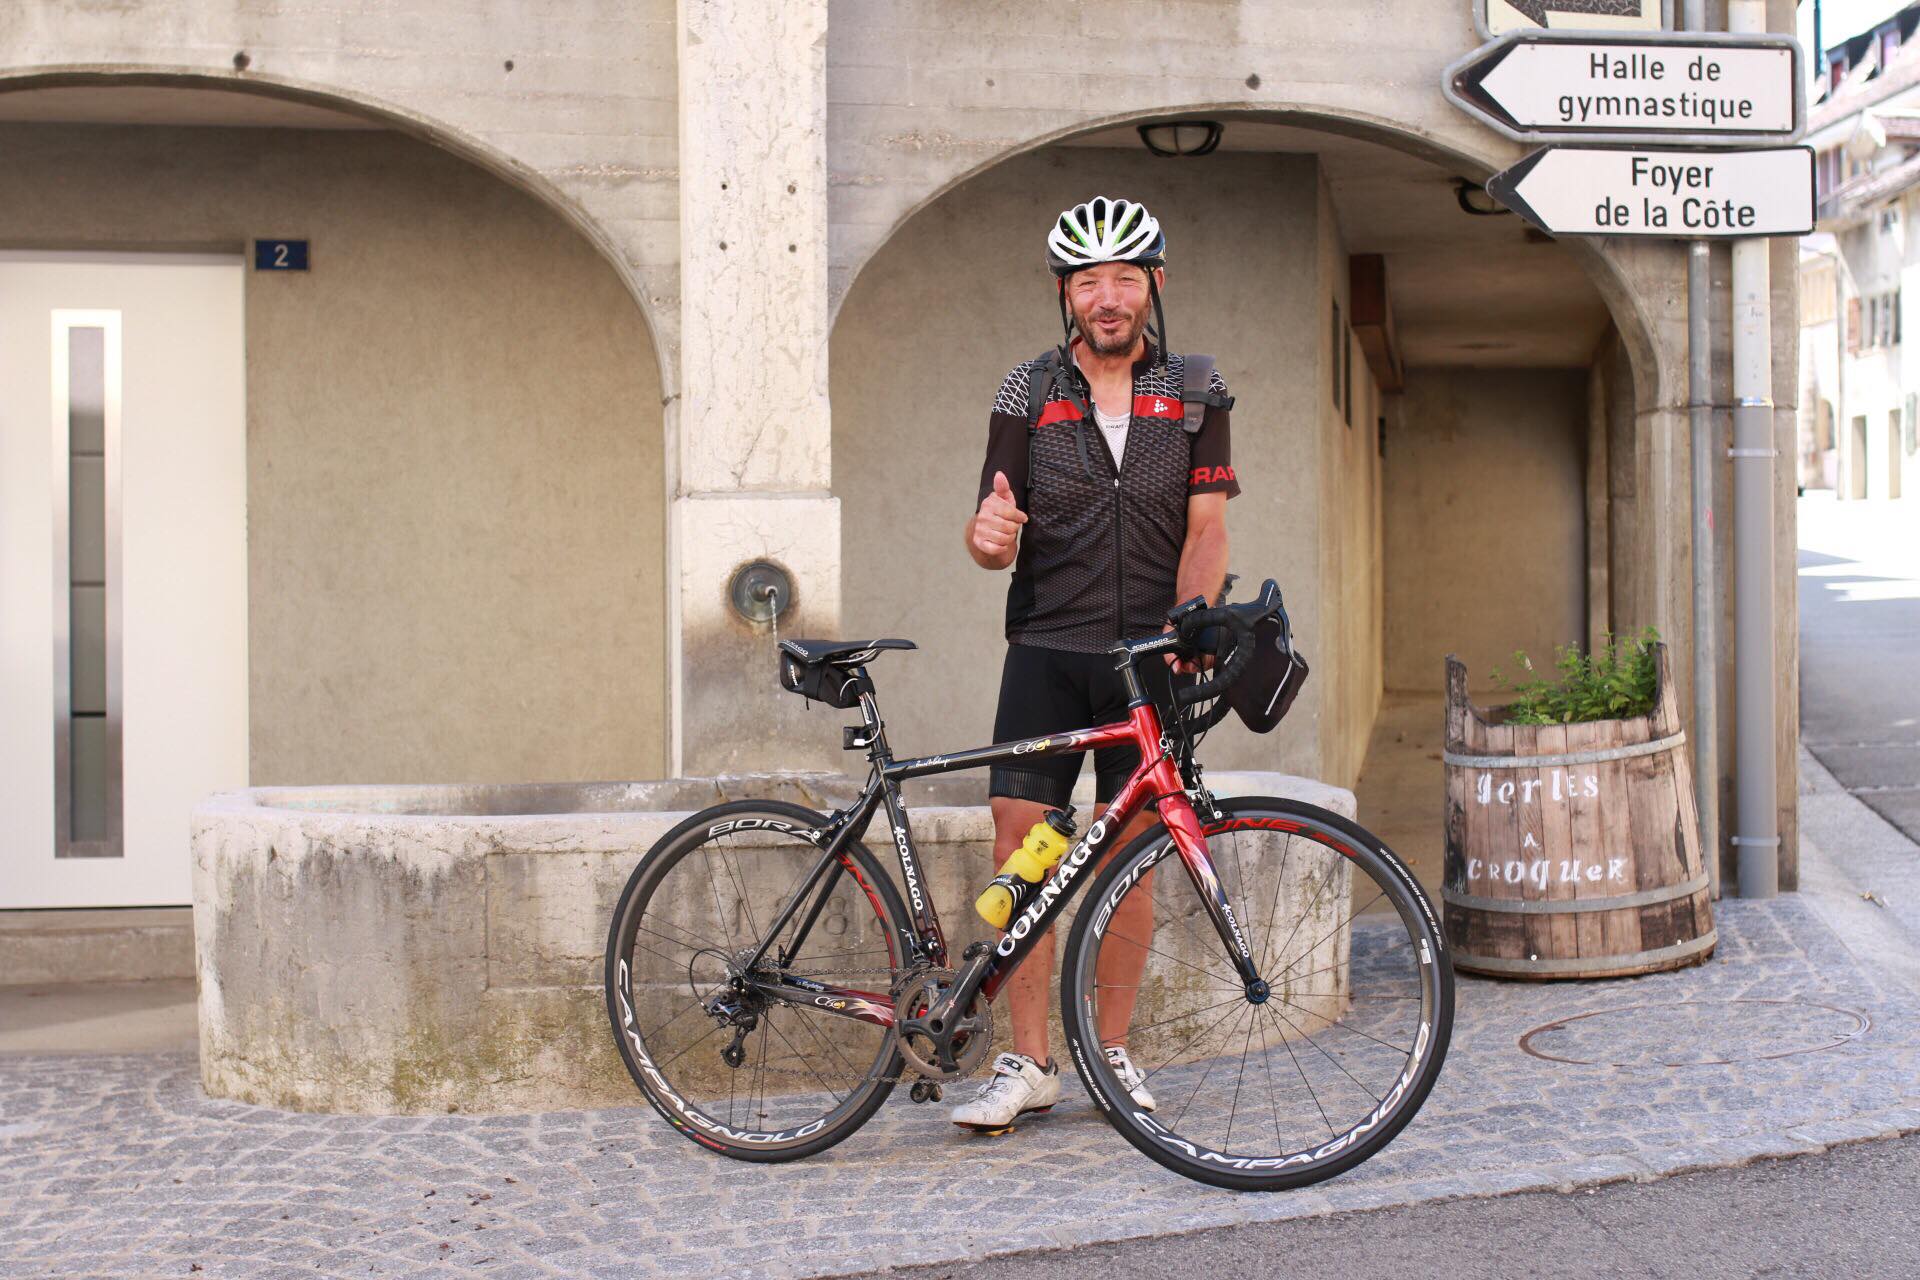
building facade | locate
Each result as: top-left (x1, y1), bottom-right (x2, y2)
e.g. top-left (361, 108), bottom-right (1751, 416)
top-left (0, 0), bottom-right (1803, 914)
top-left (1801, 1), bottom-right (1920, 501)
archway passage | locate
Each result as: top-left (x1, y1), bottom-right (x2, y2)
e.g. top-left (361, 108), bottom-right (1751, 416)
top-left (0, 83), bottom-right (668, 910)
top-left (830, 115), bottom-right (1647, 898)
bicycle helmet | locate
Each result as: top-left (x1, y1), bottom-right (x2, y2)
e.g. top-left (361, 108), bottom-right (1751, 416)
top-left (1045, 196), bottom-right (1170, 363)
top-left (1045, 197), bottom-right (1167, 277)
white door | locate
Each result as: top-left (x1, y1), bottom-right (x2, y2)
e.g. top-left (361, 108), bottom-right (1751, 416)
top-left (0, 254), bottom-right (248, 908)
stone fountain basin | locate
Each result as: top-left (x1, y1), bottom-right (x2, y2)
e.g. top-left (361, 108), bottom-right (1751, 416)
top-left (191, 770), bottom-right (1353, 1113)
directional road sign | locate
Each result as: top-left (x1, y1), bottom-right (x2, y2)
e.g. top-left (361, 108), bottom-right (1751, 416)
top-left (1485, 146), bottom-right (1815, 238)
top-left (1446, 32), bottom-right (1802, 144)
top-left (1477, 0), bottom-right (1670, 39)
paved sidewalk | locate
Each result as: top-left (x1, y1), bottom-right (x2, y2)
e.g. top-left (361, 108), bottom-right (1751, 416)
top-left (7, 749), bottom-right (1920, 1279)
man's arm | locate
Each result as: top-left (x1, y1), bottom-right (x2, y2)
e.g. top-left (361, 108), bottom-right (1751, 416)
top-left (1174, 491), bottom-right (1230, 606)
top-left (1165, 492), bottom-right (1230, 672)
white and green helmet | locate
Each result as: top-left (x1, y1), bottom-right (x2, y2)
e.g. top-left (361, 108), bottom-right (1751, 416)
top-left (1045, 197), bottom-right (1167, 278)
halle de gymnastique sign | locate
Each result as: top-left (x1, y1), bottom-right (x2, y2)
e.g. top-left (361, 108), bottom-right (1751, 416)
top-left (1446, 32), bottom-right (1801, 144)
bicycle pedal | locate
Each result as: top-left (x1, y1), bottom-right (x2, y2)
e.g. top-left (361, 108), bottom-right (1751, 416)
top-left (908, 1081), bottom-right (943, 1104)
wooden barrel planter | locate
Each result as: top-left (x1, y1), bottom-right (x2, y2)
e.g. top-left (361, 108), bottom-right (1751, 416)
top-left (1442, 644), bottom-right (1715, 980)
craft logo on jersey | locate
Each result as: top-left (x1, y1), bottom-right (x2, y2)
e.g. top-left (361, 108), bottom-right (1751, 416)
top-left (1153, 398), bottom-right (1171, 414)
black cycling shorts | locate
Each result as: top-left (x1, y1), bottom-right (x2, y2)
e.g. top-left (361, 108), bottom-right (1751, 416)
top-left (988, 643), bottom-right (1177, 809)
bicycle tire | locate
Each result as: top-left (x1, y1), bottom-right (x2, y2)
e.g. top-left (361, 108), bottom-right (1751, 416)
top-left (1060, 796), bottom-right (1453, 1191)
top-left (604, 799), bottom-right (911, 1162)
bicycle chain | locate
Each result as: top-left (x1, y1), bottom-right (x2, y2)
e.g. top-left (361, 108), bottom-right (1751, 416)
top-left (714, 962), bottom-right (989, 1086)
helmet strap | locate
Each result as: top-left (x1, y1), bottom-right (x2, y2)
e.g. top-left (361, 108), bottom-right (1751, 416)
top-left (1147, 271), bottom-right (1168, 366)
top-left (1056, 279), bottom-right (1076, 349)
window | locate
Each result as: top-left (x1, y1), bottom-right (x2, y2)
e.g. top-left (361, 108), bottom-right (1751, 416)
top-left (1331, 300), bottom-right (1342, 407)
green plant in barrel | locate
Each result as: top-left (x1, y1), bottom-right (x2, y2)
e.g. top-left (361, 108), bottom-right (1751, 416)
top-left (1492, 627), bottom-right (1661, 726)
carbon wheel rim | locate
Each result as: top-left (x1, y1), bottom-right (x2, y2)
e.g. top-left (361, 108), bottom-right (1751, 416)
top-left (1069, 803), bottom-right (1447, 1183)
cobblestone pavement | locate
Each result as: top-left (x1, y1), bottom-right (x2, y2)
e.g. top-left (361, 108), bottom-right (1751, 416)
top-left (6, 894), bottom-right (1920, 1280)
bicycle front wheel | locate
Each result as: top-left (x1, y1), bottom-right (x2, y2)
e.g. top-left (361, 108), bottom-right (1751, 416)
top-left (604, 800), bottom-right (910, 1162)
top-left (1060, 796), bottom-right (1453, 1191)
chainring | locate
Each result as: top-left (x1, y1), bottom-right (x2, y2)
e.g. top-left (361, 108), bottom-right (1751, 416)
top-left (893, 969), bottom-right (993, 1081)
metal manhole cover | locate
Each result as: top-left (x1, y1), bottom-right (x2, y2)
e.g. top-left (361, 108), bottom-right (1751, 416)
top-left (1519, 999), bottom-right (1871, 1067)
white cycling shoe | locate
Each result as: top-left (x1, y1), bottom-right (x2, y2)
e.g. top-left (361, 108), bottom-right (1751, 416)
top-left (950, 1052), bottom-right (1061, 1134)
top-left (1105, 1044), bottom-right (1157, 1112)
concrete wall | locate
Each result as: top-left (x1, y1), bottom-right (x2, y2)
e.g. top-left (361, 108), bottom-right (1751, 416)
top-left (1317, 173), bottom-right (1386, 785)
top-left (830, 147), bottom-right (1329, 781)
top-left (0, 0), bottom-right (1805, 888)
top-left (0, 125), bottom-right (668, 784)
top-left (1384, 369), bottom-right (1588, 696)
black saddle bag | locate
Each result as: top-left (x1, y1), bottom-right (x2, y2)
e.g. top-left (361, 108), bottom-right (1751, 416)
top-left (778, 654), bottom-right (868, 709)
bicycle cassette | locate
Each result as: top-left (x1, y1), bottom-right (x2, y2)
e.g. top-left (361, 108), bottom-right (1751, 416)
top-left (893, 970), bottom-right (993, 1081)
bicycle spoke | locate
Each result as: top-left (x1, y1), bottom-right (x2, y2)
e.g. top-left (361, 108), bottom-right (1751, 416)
top-left (763, 1009), bottom-right (847, 1105)
top-left (1170, 1004), bottom-right (1253, 1129)
top-left (1270, 994), bottom-right (1413, 1056)
top-left (1142, 996), bottom-right (1253, 1087)
top-left (1104, 926), bottom-right (1241, 991)
top-left (1103, 994), bottom-right (1246, 1041)
top-left (1225, 1003), bottom-right (1259, 1152)
top-left (1256, 1007), bottom-right (1285, 1152)
top-left (1255, 829), bottom-right (1297, 975)
top-left (1266, 1004), bottom-right (1336, 1140)
top-left (1272, 889), bottom-right (1386, 980)
top-left (1267, 1003), bottom-right (1383, 1105)
top-left (1264, 865), bottom-right (1341, 980)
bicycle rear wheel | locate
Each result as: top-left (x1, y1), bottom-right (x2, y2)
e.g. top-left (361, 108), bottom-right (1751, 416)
top-left (604, 800), bottom-right (910, 1161)
top-left (1060, 796), bottom-right (1453, 1191)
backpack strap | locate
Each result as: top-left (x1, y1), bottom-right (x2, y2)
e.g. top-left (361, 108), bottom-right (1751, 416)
top-left (1025, 348), bottom-right (1065, 430)
top-left (1178, 353), bottom-right (1235, 434)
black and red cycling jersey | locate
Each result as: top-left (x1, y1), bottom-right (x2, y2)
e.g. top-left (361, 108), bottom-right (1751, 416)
top-left (977, 342), bottom-right (1239, 653)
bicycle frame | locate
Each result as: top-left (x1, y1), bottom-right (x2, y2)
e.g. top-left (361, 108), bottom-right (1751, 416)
top-left (739, 637), bottom-right (1265, 1030)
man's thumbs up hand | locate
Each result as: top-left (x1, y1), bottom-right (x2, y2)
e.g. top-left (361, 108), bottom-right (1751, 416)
top-left (972, 470), bottom-right (1027, 560)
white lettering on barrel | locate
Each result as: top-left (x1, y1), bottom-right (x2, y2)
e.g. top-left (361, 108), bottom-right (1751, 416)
top-left (1467, 857), bottom-right (1631, 886)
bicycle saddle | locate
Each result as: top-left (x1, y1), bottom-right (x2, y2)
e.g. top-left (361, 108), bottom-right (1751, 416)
top-left (777, 638), bottom-right (916, 667)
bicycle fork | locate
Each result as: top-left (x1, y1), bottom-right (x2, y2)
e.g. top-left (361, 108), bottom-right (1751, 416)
top-left (1158, 794), bottom-right (1270, 999)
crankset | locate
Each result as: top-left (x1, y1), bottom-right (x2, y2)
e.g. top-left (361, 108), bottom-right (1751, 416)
top-left (893, 968), bottom-right (993, 1081)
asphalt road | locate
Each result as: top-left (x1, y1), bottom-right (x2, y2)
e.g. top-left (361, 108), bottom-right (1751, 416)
top-left (871, 1133), bottom-right (1920, 1279)
top-left (1798, 494), bottom-right (1920, 842)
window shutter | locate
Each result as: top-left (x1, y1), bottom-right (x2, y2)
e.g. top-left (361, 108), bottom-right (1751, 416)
top-left (1848, 295), bottom-right (1862, 352)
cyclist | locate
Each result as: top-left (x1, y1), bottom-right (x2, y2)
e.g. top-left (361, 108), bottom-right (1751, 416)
top-left (955, 196), bottom-right (1239, 1133)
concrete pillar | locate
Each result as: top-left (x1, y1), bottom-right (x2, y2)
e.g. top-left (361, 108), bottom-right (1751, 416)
top-left (672, 0), bottom-right (840, 775)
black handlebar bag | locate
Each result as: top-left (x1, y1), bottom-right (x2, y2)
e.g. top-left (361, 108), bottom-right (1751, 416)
top-left (1226, 580), bottom-right (1310, 734)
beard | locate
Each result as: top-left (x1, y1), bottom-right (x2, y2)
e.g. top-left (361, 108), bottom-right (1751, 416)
top-left (1071, 299), bottom-right (1148, 356)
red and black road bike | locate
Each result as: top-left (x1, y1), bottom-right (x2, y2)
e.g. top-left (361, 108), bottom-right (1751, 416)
top-left (605, 596), bottom-right (1452, 1190)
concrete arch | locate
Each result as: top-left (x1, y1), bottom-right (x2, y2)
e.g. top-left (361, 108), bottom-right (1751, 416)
top-left (829, 100), bottom-right (1676, 792)
top-left (0, 66), bottom-right (672, 395)
top-left (834, 102), bottom-right (1664, 410)
top-left (0, 69), bottom-right (674, 785)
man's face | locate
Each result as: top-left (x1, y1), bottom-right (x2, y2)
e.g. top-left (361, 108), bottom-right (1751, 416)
top-left (1064, 263), bottom-right (1159, 356)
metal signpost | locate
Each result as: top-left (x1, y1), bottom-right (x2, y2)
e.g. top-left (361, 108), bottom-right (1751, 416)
top-left (1447, 1), bottom-right (1804, 897)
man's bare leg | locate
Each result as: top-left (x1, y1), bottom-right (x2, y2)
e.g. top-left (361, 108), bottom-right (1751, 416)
top-left (989, 796), bottom-right (1054, 1064)
top-left (992, 797), bottom-right (1160, 1063)
top-left (1092, 804), bottom-right (1158, 1048)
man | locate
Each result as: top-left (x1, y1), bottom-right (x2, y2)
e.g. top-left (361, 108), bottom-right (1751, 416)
top-left (954, 196), bottom-right (1238, 1132)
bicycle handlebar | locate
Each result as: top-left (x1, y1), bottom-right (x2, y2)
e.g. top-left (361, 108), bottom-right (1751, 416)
top-left (1172, 606), bottom-right (1256, 708)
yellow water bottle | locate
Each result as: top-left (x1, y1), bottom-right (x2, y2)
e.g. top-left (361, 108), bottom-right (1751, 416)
top-left (975, 808), bottom-right (1078, 928)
